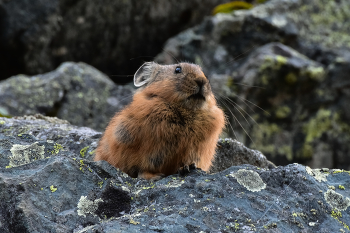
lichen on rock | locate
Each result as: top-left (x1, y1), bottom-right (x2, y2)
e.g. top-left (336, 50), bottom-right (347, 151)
top-left (77, 196), bottom-right (104, 217)
top-left (9, 142), bottom-right (45, 167)
top-left (324, 189), bottom-right (350, 211)
top-left (230, 169), bottom-right (266, 192)
top-left (305, 166), bottom-right (329, 182)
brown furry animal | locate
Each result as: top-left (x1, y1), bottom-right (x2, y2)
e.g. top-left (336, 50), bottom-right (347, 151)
top-left (95, 62), bottom-right (225, 180)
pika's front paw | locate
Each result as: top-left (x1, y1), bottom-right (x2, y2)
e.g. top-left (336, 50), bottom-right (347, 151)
top-left (178, 163), bottom-right (197, 176)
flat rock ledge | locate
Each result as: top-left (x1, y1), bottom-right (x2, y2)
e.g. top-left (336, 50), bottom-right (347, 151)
top-left (0, 116), bottom-right (349, 232)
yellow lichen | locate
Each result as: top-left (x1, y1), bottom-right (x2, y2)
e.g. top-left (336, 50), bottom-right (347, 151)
top-left (285, 73), bottom-right (297, 84)
top-left (212, 1), bottom-right (253, 15)
top-left (50, 185), bottom-right (57, 193)
top-left (275, 55), bottom-right (288, 65)
top-left (80, 146), bottom-right (89, 158)
top-left (51, 143), bottom-right (63, 154)
top-left (304, 66), bottom-right (325, 81)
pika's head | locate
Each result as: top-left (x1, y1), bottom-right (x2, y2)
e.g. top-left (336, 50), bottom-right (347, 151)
top-left (134, 62), bottom-right (213, 109)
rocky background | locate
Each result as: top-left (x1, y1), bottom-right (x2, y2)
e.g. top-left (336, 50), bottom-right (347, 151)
top-left (1, 0), bottom-right (349, 169)
top-left (1, 0), bottom-right (350, 232)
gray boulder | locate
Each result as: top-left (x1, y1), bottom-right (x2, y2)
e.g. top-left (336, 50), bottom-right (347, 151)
top-left (0, 62), bottom-right (133, 131)
top-left (156, 0), bottom-right (350, 169)
top-left (0, 0), bottom-right (233, 82)
top-left (0, 116), bottom-right (349, 232)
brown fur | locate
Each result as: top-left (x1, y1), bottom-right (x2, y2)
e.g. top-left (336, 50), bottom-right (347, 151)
top-left (95, 62), bottom-right (225, 180)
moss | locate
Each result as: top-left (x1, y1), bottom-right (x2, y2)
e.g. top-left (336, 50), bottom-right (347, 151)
top-left (80, 146), bottom-right (89, 158)
top-left (212, 1), bottom-right (253, 15)
top-left (275, 106), bottom-right (291, 119)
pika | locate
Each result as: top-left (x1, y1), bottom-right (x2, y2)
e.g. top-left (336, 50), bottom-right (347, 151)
top-left (94, 62), bottom-right (225, 180)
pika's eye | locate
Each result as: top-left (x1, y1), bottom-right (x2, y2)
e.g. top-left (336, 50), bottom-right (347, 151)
top-left (175, 66), bottom-right (182, 74)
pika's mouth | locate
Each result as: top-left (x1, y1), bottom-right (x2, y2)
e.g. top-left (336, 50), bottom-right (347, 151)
top-left (188, 92), bottom-right (206, 101)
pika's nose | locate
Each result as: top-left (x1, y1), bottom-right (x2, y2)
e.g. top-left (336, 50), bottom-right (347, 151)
top-left (195, 78), bottom-right (206, 94)
top-left (195, 80), bottom-right (203, 89)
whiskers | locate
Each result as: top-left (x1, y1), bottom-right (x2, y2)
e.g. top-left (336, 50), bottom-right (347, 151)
top-left (213, 89), bottom-right (266, 146)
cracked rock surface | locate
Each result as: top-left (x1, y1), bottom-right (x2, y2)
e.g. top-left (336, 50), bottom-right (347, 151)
top-left (0, 116), bottom-right (349, 232)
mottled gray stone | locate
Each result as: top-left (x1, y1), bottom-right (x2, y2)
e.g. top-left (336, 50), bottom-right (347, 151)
top-left (0, 62), bottom-right (133, 131)
top-left (155, 0), bottom-right (350, 169)
top-left (0, 116), bottom-right (349, 232)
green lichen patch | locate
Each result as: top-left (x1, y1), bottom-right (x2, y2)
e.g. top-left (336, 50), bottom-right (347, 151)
top-left (51, 143), bottom-right (63, 154)
top-left (230, 169), bottom-right (266, 192)
top-left (275, 106), bottom-right (291, 119)
top-left (324, 189), bottom-right (350, 211)
top-left (77, 196), bottom-right (104, 217)
top-left (80, 146), bottom-right (89, 158)
top-left (288, 0), bottom-right (350, 49)
top-left (305, 166), bottom-right (328, 182)
top-left (303, 109), bottom-right (332, 143)
top-left (303, 66), bottom-right (325, 81)
top-left (250, 121), bottom-right (282, 156)
top-left (8, 142), bottom-right (45, 167)
top-left (299, 110), bottom-right (350, 160)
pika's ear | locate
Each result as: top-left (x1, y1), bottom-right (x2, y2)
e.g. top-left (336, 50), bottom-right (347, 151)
top-left (134, 62), bottom-right (156, 87)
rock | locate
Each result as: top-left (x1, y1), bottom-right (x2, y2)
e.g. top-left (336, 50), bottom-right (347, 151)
top-left (210, 138), bottom-right (276, 174)
top-left (0, 62), bottom-right (133, 131)
top-left (0, 0), bottom-right (234, 82)
top-left (0, 116), bottom-right (349, 232)
top-left (155, 0), bottom-right (350, 169)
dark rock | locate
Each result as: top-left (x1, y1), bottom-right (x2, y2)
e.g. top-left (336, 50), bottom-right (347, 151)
top-left (211, 138), bottom-right (276, 173)
top-left (0, 0), bottom-right (233, 82)
top-left (0, 116), bottom-right (349, 232)
top-left (155, 0), bottom-right (350, 169)
top-left (0, 62), bottom-right (133, 131)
